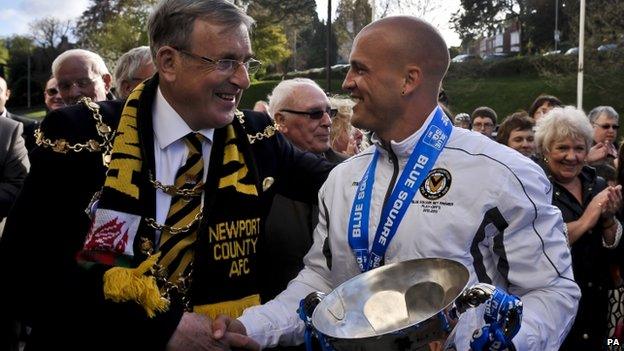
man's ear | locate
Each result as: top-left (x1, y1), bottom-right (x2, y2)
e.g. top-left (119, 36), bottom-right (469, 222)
top-left (274, 112), bottom-right (288, 133)
top-left (120, 80), bottom-right (132, 98)
top-left (101, 74), bottom-right (113, 92)
top-left (402, 65), bottom-right (423, 95)
top-left (5, 89), bottom-right (10, 101)
top-left (156, 46), bottom-right (178, 83)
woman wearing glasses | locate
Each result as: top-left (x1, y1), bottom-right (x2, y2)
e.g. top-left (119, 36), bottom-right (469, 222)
top-left (43, 77), bottom-right (66, 111)
top-left (588, 106), bottom-right (619, 166)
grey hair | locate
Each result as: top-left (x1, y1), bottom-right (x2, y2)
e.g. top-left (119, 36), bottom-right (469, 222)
top-left (113, 46), bottom-right (153, 89)
top-left (267, 78), bottom-right (321, 118)
top-left (148, 0), bottom-right (254, 61)
top-left (588, 105), bottom-right (619, 124)
top-left (535, 106), bottom-right (593, 155)
top-left (52, 49), bottom-right (110, 77)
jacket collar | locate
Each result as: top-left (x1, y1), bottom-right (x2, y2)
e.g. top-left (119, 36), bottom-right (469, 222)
top-left (370, 107), bottom-right (438, 159)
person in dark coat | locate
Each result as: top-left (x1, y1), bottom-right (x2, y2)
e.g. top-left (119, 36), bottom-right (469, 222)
top-left (0, 76), bottom-right (39, 152)
top-left (0, 1), bottom-right (334, 350)
top-left (0, 115), bottom-right (29, 351)
top-left (260, 78), bottom-right (347, 304)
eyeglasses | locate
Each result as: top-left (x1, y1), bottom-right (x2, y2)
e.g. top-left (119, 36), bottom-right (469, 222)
top-left (173, 47), bottom-right (262, 75)
top-left (472, 122), bottom-right (494, 129)
top-left (45, 88), bottom-right (59, 96)
top-left (280, 107), bottom-right (338, 120)
top-left (57, 77), bottom-right (100, 92)
top-left (594, 123), bottom-right (619, 130)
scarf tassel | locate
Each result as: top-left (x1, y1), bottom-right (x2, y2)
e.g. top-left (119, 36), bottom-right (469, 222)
top-left (103, 252), bottom-right (169, 318)
top-left (193, 294), bottom-right (261, 319)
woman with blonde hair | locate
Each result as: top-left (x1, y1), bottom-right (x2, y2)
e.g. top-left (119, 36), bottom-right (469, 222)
top-left (329, 97), bottom-right (364, 156)
top-left (536, 106), bottom-right (623, 350)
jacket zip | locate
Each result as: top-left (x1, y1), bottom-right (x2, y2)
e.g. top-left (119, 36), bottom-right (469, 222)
top-left (381, 146), bottom-right (400, 210)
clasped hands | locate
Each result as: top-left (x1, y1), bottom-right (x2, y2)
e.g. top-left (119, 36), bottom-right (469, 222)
top-left (587, 142), bottom-right (618, 163)
top-left (591, 184), bottom-right (622, 223)
top-left (166, 312), bottom-right (260, 351)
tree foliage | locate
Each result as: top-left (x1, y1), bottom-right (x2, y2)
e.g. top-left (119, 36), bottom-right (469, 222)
top-left (74, 0), bottom-right (157, 65)
top-left (334, 0), bottom-right (372, 61)
top-left (451, 0), bottom-right (520, 41)
top-left (563, 0), bottom-right (624, 48)
top-left (245, 0), bottom-right (316, 73)
top-left (296, 17), bottom-right (339, 69)
top-left (252, 24), bottom-right (291, 74)
top-left (29, 17), bottom-right (73, 50)
top-left (451, 0), bottom-right (578, 53)
top-left (372, 0), bottom-right (441, 19)
top-left (246, 0), bottom-right (316, 26)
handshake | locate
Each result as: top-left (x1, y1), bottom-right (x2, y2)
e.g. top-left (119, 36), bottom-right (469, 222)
top-left (166, 312), bottom-right (260, 351)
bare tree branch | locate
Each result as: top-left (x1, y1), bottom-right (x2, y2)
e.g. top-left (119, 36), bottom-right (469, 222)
top-left (29, 17), bottom-right (73, 49)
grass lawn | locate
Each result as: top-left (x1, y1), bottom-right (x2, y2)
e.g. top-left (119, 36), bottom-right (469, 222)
top-left (11, 106), bottom-right (47, 120)
top-left (24, 108), bottom-right (47, 120)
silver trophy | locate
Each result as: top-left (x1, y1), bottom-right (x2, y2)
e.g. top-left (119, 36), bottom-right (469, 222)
top-left (300, 258), bottom-right (521, 351)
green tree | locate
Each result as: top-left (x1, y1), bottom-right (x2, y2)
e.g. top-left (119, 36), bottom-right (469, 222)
top-left (252, 24), bottom-right (291, 75)
top-left (451, 0), bottom-right (520, 40)
top-left (563, 0), bottom-right (624, 49)
top-left (246, 0), bottom-right (316, 73)
top-left (451, 0), bottom-right (573, 54)
top-left (74, 0), bottom-right (157, 65)
top-left (297, 17), bottom-right (338, 69)
top-left (4, 36), bottom-right (39, 107)
top-left (334, 0), bottom-right (372, 61)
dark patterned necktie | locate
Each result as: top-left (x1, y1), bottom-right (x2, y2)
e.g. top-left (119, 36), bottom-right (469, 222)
top-left (158, 132), bottom-right (204, 282)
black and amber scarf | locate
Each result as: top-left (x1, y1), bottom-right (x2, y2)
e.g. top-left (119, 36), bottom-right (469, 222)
top-left (79, 81), bottom-right (266, 318)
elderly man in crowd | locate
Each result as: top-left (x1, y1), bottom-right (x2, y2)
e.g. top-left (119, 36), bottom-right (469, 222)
top-left (260, 78), bottom-right (346, 303)
top-left (113, 46), bottom-right (156, 100)
top-left (213, 15), bottom-right (580, 351)
top-left (0, 1), bottom-right (333, 350)
top-left (0, 77), bottom-right (39, 151)
top-left (52, 48), bottom-right (113, 105)
top-left (587, 106), bottom-right (619, 166)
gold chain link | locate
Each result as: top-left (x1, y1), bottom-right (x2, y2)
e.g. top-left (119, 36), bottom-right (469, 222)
top-left (152, 262), bottom-right (194, 311)
top-left (35, 97), bottom-right (115, 166)
top-left (148, 172), bottom-right (204, 198)
top-left (144, 209), bottom-right (203, 235)
top-left (235, 110), bottom-right (277, 144)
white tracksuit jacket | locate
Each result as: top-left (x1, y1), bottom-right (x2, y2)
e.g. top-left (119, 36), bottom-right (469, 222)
top-left (240, 110), bottom-right (580, 351)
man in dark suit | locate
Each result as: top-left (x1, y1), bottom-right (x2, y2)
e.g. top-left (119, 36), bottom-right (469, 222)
top-left (0, 117), bottom-right (29, 229)
top-left (0, 116), bottom-right (29, 351)
top-left (0, 77), bottom-right (39, 152)
top-left (0, 1), bottom-right (333, 350)
top-left (260, 78), bottom-right (347, 304)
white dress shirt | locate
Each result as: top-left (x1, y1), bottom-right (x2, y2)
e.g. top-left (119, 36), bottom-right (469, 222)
top-left (152, 87), bottom-right (214, 245)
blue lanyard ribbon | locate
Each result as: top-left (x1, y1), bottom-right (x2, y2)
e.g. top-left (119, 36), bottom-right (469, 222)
top-left (348, 106), bottom-right (452, 272)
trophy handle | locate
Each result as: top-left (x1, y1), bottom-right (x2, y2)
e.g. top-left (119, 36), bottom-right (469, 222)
top-left (445, 283), bottom-right (523, 351)
top-left (299, 292), bottom-right (332, 351)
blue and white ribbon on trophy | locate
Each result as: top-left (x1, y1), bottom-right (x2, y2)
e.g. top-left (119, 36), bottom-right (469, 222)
top-left (470, 287), bottom-right (523, 351)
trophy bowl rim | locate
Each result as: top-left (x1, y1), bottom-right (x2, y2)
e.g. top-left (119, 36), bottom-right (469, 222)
top-left (311, 257), bottom-right (470, 340)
